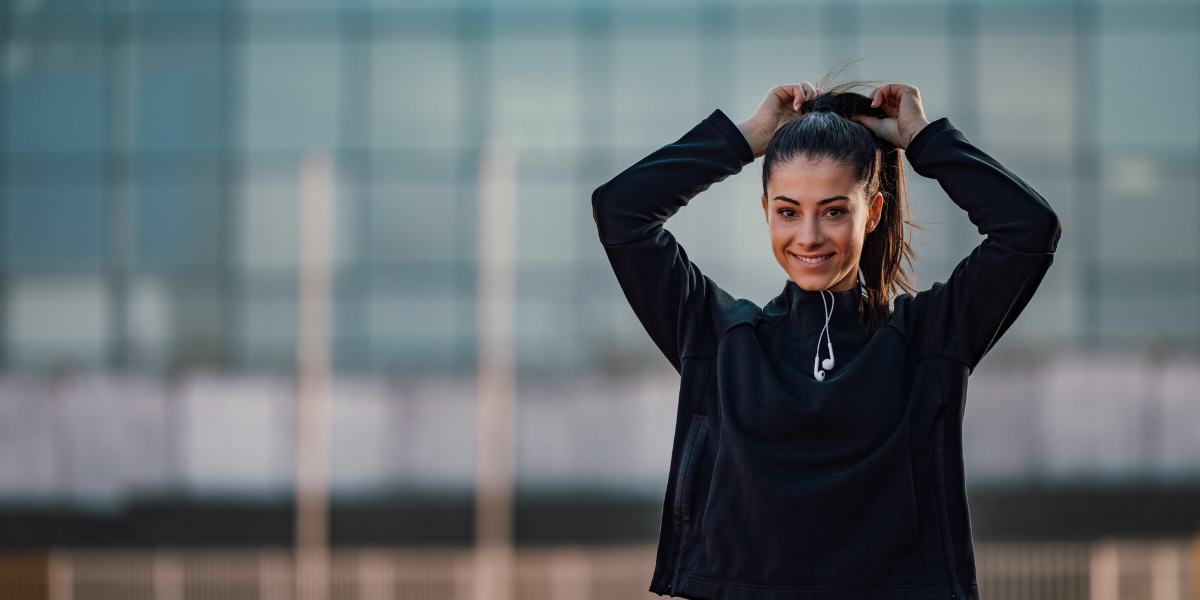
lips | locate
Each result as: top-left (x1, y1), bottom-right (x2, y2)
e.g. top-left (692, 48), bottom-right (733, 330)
top-left (794, 253), bottom-right (833, 265)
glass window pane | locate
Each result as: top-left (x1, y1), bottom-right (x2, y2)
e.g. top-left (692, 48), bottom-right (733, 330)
top-left (613, 39), bottom-right (702, 147)
top-left (978, 34), bottom-right (1075, 150)
top-left (733, 37), bottom-right (823, 122)
top-left (1098, 33), bottom-right (1200, 150)
top-left (7, 274), bottom-right (109, 370)
top-left (370, 183), bottom-right (457, 263)
top-left (6, 158), bottom-right (106, 265)
top-left (7, 57), bottom-right (105, 153)
top-left (127, 276), bottom-right (174, 370)
top-left (238, 277), bottom-right (298, 370)
top-left (371, 41), bottom-right (458, 149)
top-left (857, 36), bottom-right (950, 121)
top-left (516, 182), bottom-right (581, 266)
top-left (1098, 283), bottom-right (1199, 342)
top-left (239, 157), bottom-right (301, 270)
top-left (367, 280), bottom-right (460, 373)
top-left (135, 44), bottom-right (222, 152)
top-left (134, 156), bottom-right (221, 266)
top-left (244, 42), bottom-right (339, 151)
top-left (1099, 167), bottom-right (1199, 265)
top-left (492, 40), bottom-right (579, 148)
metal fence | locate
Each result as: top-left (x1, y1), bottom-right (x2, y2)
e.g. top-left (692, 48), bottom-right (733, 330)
top-left (0, 541), bottom-right (1195, 600)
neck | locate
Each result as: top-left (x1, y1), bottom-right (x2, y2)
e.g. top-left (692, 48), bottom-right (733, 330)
top-left (793, 269), bottom-right (860, 293)
top-left (778, 281), bottom-right (863, 332)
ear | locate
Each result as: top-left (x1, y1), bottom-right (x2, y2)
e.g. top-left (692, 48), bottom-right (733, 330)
top-left (762, 195), bottom-right (769, 224)
top-left (865, 192), bottom-right (884, 233)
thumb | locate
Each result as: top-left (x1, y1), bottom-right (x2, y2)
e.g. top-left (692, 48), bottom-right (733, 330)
top-left (852, 114), bottom-right (904, 148)
top-left (851, 114), bottom-right (883, 136)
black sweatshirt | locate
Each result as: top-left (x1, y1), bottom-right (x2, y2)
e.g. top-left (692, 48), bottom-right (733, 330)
top-left (591, 111), bottom-right (1060, 600)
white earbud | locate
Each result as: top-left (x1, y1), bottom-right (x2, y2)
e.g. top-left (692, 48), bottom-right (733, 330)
top-left (813, 290), bottom-right (836, 382)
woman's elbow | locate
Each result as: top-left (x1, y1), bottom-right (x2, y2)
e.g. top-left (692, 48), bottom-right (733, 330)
top-left (1021, 204), bottom-right (1062, 253)
top-left (591, 182), bottom-right (638, 245)
top-left (591, 183), bottom-right (618, 243)
top-left (1036, 207), bottom-right (1062, 253)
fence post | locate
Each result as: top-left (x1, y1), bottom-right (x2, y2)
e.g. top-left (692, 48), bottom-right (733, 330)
top-left (1090, 540), bottom-right (1120, 600)
top-left (1193, 534), bottom-right (1200, 600)
top-left (260, 550), bottom-right (293, 600)
top-left (357, 552), bottom-right (395, 600)
top-left (48, 551), bottom-right (72, 600)
top-left (152, 550), bottom-right (184, 600)
top-left (549, 549), bottom-right (591, 600)
top-left (474, 145), bottom-right (518, 600)
top-left (296, 150), bottom-right (334, 600)
top-left (1150, 542), bottom-right (1180, 600)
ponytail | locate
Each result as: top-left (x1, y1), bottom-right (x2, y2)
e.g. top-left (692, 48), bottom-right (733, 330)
top-left (858, 139), bottom-right (915, 335)
top-left (762, 80), bottom-right (916, 338)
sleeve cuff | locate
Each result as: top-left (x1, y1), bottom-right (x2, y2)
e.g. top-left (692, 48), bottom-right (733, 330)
top-left (706, 109), bottom-right (755, 166)
top-left (904, 117), bottom-right (954, 165)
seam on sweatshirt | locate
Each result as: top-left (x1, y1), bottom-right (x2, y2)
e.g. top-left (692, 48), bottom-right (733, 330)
top-left (598, 232), bottom-right (671, 250)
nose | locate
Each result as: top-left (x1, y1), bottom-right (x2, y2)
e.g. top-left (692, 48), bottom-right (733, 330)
top-left (796, 212), bottom-right (823, 248)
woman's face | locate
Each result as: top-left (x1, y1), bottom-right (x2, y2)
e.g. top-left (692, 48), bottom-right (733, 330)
top-left (762, 157), bottom-right (883, 292)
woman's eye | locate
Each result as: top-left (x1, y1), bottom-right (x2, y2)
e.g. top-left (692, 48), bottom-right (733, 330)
top-left (825, 207), bottom-right (845, 218)
top-left (778, 208), bottom-right (796, 217)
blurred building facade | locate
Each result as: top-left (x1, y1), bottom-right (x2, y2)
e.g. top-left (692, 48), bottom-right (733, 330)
top-left (3, 0), bottom-right (1198, 376)
top-left (2, 0), bottom-right (1200, 543)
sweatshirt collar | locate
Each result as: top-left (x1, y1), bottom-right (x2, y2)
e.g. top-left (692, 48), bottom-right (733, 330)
top-left (765, 280), bottom-right (865, 336)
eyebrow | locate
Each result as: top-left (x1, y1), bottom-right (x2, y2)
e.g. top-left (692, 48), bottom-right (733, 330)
top-left (772, 195), bottom-right (850, 206)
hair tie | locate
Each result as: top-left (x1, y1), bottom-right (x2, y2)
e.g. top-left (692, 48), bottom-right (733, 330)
top-left (802, 93), bottom-right (887, 120)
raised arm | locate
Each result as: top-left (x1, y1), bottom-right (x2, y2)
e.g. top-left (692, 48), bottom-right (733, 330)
top-left (593, 84), bottom-right (823, 370)
top-left (857, 83), bottom-right (1062, 367)
top-left (591, 111), bottom-right (751, 371)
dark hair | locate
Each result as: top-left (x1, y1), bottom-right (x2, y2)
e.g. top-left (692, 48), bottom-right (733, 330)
top-left (761, 81), bottom-right (916, 338)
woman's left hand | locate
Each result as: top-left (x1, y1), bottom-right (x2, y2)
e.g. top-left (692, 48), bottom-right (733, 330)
top-left (737, 82), bottom-right (822, 158)
top-left (852, 83), bottom-right (931, 150)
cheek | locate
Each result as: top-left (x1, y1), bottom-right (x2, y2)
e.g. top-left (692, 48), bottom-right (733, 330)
top-left (767, 221), bottom-right (789, 249)
top-left (828, 221), bottom-right (865, 257)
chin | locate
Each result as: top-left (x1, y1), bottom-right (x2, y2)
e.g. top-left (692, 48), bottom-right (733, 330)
top-left (790, 274), bottom-right (836, 292)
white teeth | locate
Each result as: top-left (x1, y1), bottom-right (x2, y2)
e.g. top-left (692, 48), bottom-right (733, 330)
top-left (798, 255), bottom-right (831, 264)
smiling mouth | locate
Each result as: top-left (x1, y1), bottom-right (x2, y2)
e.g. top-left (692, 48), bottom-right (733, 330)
top-left (794, 253), bottom-right (833, 265)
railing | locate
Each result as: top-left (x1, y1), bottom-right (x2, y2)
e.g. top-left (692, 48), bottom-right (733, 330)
top-left (977, 541), bottom-right (1196, 600)
top-left (0, 541), bottom-right (1195, 600)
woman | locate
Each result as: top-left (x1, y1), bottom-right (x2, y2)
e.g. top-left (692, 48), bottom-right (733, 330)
top-left (591, 80), bottom-right (1060, 600)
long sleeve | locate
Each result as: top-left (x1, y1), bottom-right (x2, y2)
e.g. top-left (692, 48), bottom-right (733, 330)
top-left (592, 110), bottom-right (754, 371)
top-left (904, 118), bottom-right (1062, 369)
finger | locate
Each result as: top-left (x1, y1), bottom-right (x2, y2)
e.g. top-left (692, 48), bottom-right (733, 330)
top-left (877, 83), bottom-right (915, 108)
top-left (851, 114), bottom-right (881, 136)
top-left (772, 84), bottom-right (796, 110)
top-left (875, 82), bottom-right (904, 98)
top-left (767, 85), bottom-right (798, 111)
top-left (800, 81), bottom-right (815, 102)
top-left (792, 83), bottom-right (807, 110)
top-left (871, 83), bottom-right (899, 108)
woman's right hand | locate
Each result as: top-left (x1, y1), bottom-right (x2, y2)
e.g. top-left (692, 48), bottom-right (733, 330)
top-left (737, 83), bottom-right (821, 158)
top-left (851, 83), bottom-right (931, 150)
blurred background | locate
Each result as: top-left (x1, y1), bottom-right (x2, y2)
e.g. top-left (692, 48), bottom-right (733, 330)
top-left (1, 0), bottom-right (1199, 598)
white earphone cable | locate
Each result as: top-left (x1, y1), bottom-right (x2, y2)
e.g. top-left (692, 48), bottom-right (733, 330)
top-left (813, 289), bottom-right (837, 381)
